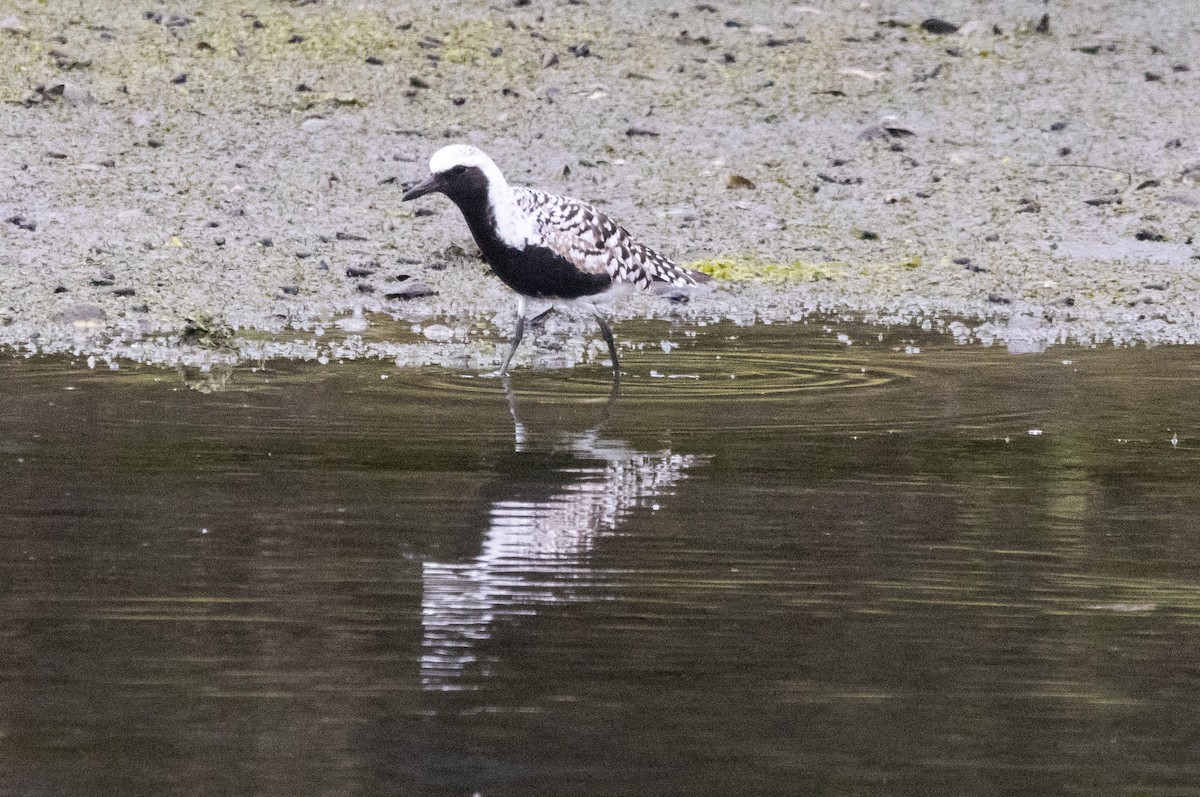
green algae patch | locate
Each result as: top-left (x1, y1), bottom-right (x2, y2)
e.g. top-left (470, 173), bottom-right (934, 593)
top-left (247, 10), bottom-right (401, 64)
top-left (690, 258), bottom-right (847, 283)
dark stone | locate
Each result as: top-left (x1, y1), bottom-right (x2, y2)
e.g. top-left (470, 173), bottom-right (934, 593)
top-left (384, 281), bottom-right (437, 300)
top-left (920, 18), bottom-right (959, 35)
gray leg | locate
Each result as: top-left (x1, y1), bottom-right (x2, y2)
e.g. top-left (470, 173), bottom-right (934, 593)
top-left (499, 296), bottom-right (528, 376)
top-left (594, 312), bottom-right (620, 375)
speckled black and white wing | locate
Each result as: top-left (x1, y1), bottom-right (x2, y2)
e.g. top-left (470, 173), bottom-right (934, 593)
top-left (513, 188), bottom-right (708, 290)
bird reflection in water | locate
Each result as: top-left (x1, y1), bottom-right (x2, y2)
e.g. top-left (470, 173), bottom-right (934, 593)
top-left (420, 376), bottom-right (705, 690)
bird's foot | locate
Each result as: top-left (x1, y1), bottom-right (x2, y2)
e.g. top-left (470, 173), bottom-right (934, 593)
top-left (528, 306), bottom-right (557, 328)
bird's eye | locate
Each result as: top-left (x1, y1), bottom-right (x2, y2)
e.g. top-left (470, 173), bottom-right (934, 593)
top-left (448, 165), bottom-right (468, 176)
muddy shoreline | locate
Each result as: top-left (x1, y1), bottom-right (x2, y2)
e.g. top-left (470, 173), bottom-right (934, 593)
top-left (2, 0), bottom-right (1198, 369)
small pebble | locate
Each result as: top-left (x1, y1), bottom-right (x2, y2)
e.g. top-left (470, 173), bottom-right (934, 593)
top-left (385, 281), bottom-right (436, 300)
top-left (920, 18), bottom-right (959, 35)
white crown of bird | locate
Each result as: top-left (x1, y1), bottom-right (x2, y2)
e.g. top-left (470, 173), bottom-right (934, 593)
top-left (427, 145), bottom-right (533, 247)
top-left (429, 144), bottom-right (506, 185)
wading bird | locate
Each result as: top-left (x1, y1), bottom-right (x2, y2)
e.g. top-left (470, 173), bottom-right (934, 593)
top-left (402, 145), bottom-right (709, 375)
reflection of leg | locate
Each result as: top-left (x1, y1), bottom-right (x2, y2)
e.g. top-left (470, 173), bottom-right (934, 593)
top-left (501, 373), bottom-right (528, 450)
top-left (500, 296), bottom-right (528, 376)
top-left (594, 313), bottom-right (620, 376)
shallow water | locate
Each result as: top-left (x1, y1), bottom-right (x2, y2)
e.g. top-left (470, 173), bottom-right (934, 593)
top-left (2, 321), bottom-right (1200, 796)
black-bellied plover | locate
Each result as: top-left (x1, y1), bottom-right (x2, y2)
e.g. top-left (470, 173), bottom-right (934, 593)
top-left (402, 144), bottom-right (709, 375)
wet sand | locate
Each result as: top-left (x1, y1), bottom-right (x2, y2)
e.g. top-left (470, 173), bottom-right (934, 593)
top-left (1, 0), bottom-right (1197, 368)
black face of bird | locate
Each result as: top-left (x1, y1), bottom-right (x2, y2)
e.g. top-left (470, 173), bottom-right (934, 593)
top-left (401, 164), bottom-right (489, 205)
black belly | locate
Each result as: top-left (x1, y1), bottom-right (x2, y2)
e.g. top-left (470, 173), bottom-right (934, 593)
top-left (454, 198), bottom-right (613, 300)
top-left (485, 244), bottom-right (612, 300)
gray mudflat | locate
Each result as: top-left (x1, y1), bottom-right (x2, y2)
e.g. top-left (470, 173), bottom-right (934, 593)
top-left (2, 0), bottom-right (1197, 368)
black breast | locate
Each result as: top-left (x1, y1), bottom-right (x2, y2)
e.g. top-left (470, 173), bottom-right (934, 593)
top-left (450, 195), bottom-right (613, 300)
top-left (484, 244), bottom-right (612, 300)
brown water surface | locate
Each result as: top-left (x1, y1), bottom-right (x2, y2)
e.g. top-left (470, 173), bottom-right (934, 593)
top-left (2, 321), bottom-right (1199, 796)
